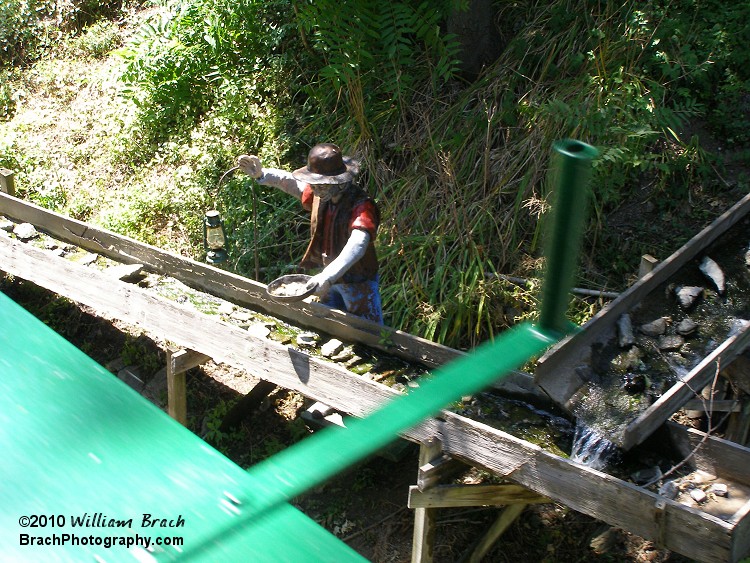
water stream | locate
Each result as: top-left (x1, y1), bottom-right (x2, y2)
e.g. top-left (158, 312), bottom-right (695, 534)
top-left (570, 422), bottom-right (619, 470)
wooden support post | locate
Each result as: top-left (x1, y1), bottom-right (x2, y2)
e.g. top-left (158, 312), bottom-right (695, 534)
top-left (466, 504), bottom-right (527, 563)
top-left (167, 348), bottom-right (211, 426)
top-left (219, 379), bottom-right (277, 432)
top-left (0, 169), bottom-right (15, 197)
top-left (725, 397), bottom-right (750, 446)
top-left (639, 254), bottom-right (659, 278)
top-left (411, 439), bottom-right (442, 563)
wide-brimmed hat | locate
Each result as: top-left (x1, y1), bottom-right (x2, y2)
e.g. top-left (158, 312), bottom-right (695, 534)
top-left (292, 143), bottom-right (359, 185)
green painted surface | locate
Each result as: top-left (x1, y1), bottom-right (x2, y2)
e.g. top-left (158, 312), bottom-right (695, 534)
top-left (0, 291), bottom-right (366, 562)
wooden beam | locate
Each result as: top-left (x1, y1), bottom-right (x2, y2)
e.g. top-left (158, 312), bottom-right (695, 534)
top-left (725, 400), bottom-right (750, 446)
top-left (681, 399), bottom-right (741, 413)
top-left (621, 326), bottom-right (750, 450)
top-left (417, 454), bottom-right (465, 492)
top-left (638, 254), bottom-right (659, 278)
top-left (0, 169), bottom-right (14, 197)
top-left (166, 349), bottom-right (210, 425)
top-left (2, 204), bottom-right (750, 563)
top-left (171, 349), bottom-right (212, 374)
top-left (435, 412), bottom-right (749, 563)
top-left (0, 236), bottom-right (402, 420)
top-left (219, 380), bottom-right (277, 432)
top-left (0, 191), bottom-right (459, 370)
top-left (411, 439), bottom-right (442, 563)
top-left (408, 484), bottom-right (549, 509)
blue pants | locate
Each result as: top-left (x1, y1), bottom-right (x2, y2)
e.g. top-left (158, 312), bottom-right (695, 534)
top-left (321, 278), bottom-right (383, 324)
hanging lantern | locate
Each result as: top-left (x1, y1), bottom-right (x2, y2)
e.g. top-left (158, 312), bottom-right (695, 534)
top-left (203, 210), bottom-right (228, 264)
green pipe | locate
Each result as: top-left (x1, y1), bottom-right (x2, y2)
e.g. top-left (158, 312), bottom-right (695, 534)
top-left (184, 321), bottom-right (558, 561)
top-left (539, 139), bottom-right (599, 334)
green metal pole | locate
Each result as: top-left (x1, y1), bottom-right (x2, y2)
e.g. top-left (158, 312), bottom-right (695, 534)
top-left (538, 139), bottom-right (599, 334)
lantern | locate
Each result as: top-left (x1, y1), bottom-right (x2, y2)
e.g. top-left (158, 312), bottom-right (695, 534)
top-left (203, 210), bottom-right (228, 264)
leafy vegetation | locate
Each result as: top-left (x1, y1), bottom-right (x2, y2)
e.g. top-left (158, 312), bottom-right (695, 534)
top-left (1, 0), bottom-right (748, 350)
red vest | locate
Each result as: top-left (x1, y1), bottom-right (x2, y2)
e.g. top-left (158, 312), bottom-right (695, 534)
top-left (300, 185), bottom-right (379, 283)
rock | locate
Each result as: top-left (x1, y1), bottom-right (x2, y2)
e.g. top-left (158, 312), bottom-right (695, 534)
top-left (658, 480), bottom-right (679, 499)
top-left (218, 302), bottom-right (234, 315)
top-left (611, 346), bottom-right (643, 372)
top-left (617, 314), bottom-right (635, 348)
top-left (640, 317), bottom-right (667, 337)
top-left (658, 334), bottom-right (684, 351)
top-left (675, 285), bottom-right (703, 309)
top-left (710, 483), bottom-right (728, 497)
top-left (117, 365), bottom-right (145, 392)
top-left (622, 372), bottom-right (647, 394)
top-left (105, 263), bottom-right (145, 282)
top-left (676, 317), bottom-right (698, 336)
top-left (699, 255), bottom-right (725, 294)
top-left (13, 222), bottom-right (38, 240)
top-left (79, 252), bottom-right (98, 265)
top-left (331, 347), bottom-right (355, 362)
top-left (391, 382), bottom-right (407, 393)
top-left (247, 323), bottom-right (271, 339)
top-left (729, 318), bottom-right (750, 337)
top-left (745, 244), bottom-right (750, 267)
top-left (690, 488), bottom-right (707, 503)
top-left (0, 216), bottom-right (13, 232)
top-left (296, 332), bottom-right (318, 347)
top-left (230, 310), bottom-right (253, 322)
top-left (691, 470), bottom-right (717, 484)
top-left (321, 338), bottom-right (344, 358)
top-left (590, 527), bottom-right (621, 555)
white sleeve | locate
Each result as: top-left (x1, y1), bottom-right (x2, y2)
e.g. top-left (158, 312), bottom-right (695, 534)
top-left (319, 229), bottom-right (370, 283)
top-left (258, 168), bottom-right (306, 199)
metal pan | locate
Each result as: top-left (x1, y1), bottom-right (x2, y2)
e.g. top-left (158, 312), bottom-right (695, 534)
top-left (267, 274), bottom-right (316, 302)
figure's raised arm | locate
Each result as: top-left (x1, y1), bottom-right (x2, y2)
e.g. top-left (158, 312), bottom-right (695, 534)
top-left (237, 154), bottom-right (305, 199)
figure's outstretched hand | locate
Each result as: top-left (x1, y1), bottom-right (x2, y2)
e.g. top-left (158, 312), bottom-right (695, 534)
top-left (237, 154), bottom-right (262, 179)
top-left (307, 273), bottom-right (332, 296)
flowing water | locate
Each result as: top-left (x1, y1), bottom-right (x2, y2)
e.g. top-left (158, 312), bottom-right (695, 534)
top-left (570, 422), bottom-right (619, 470)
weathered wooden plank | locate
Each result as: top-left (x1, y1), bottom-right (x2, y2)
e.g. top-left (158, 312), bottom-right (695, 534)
top-left (659, 422), bottom-right (750, 485)
top-left (166, 349), bottom-right (210, 425)
top-left (0, 191), bottom-right (458, 369)
top-left (416, 454), bottom-right (466, 492)
top-left (681, 399), bottom-right (741, 413)
top-left (620, 324), bottom-right (750, 450)
top-left (408, 484), bottom-right (548, 508)
top-left (412, 440), bottom-right (441, 563)
top-left (725, 400), bottom-right (750, 445)
top-left (0, 236), bottom-right (401, 418)
top-left (171, 349), bottom-right (212, 374)
top-left (536, 192), bottom-right (750, 408)
top-left (0, 169), bottom-right (14, 196)
top-left (731, 502), bottom-right (750, 563)
top-left (435, 410), bottom-right (743, 563)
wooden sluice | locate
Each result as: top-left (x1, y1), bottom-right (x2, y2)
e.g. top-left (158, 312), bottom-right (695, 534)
top-left (536, 192), bottom-right (750, 451)
top-left (2, 189), bottom-right (750, 562)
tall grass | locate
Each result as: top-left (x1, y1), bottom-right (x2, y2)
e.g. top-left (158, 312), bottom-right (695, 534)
top-left (116, 0), bottom-right (749, 348)
top-left (11, 0), bottom-right (743, 349)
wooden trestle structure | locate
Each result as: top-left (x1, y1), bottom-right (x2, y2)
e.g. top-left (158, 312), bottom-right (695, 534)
top-left (2, 183), bottom-right (750, 562)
